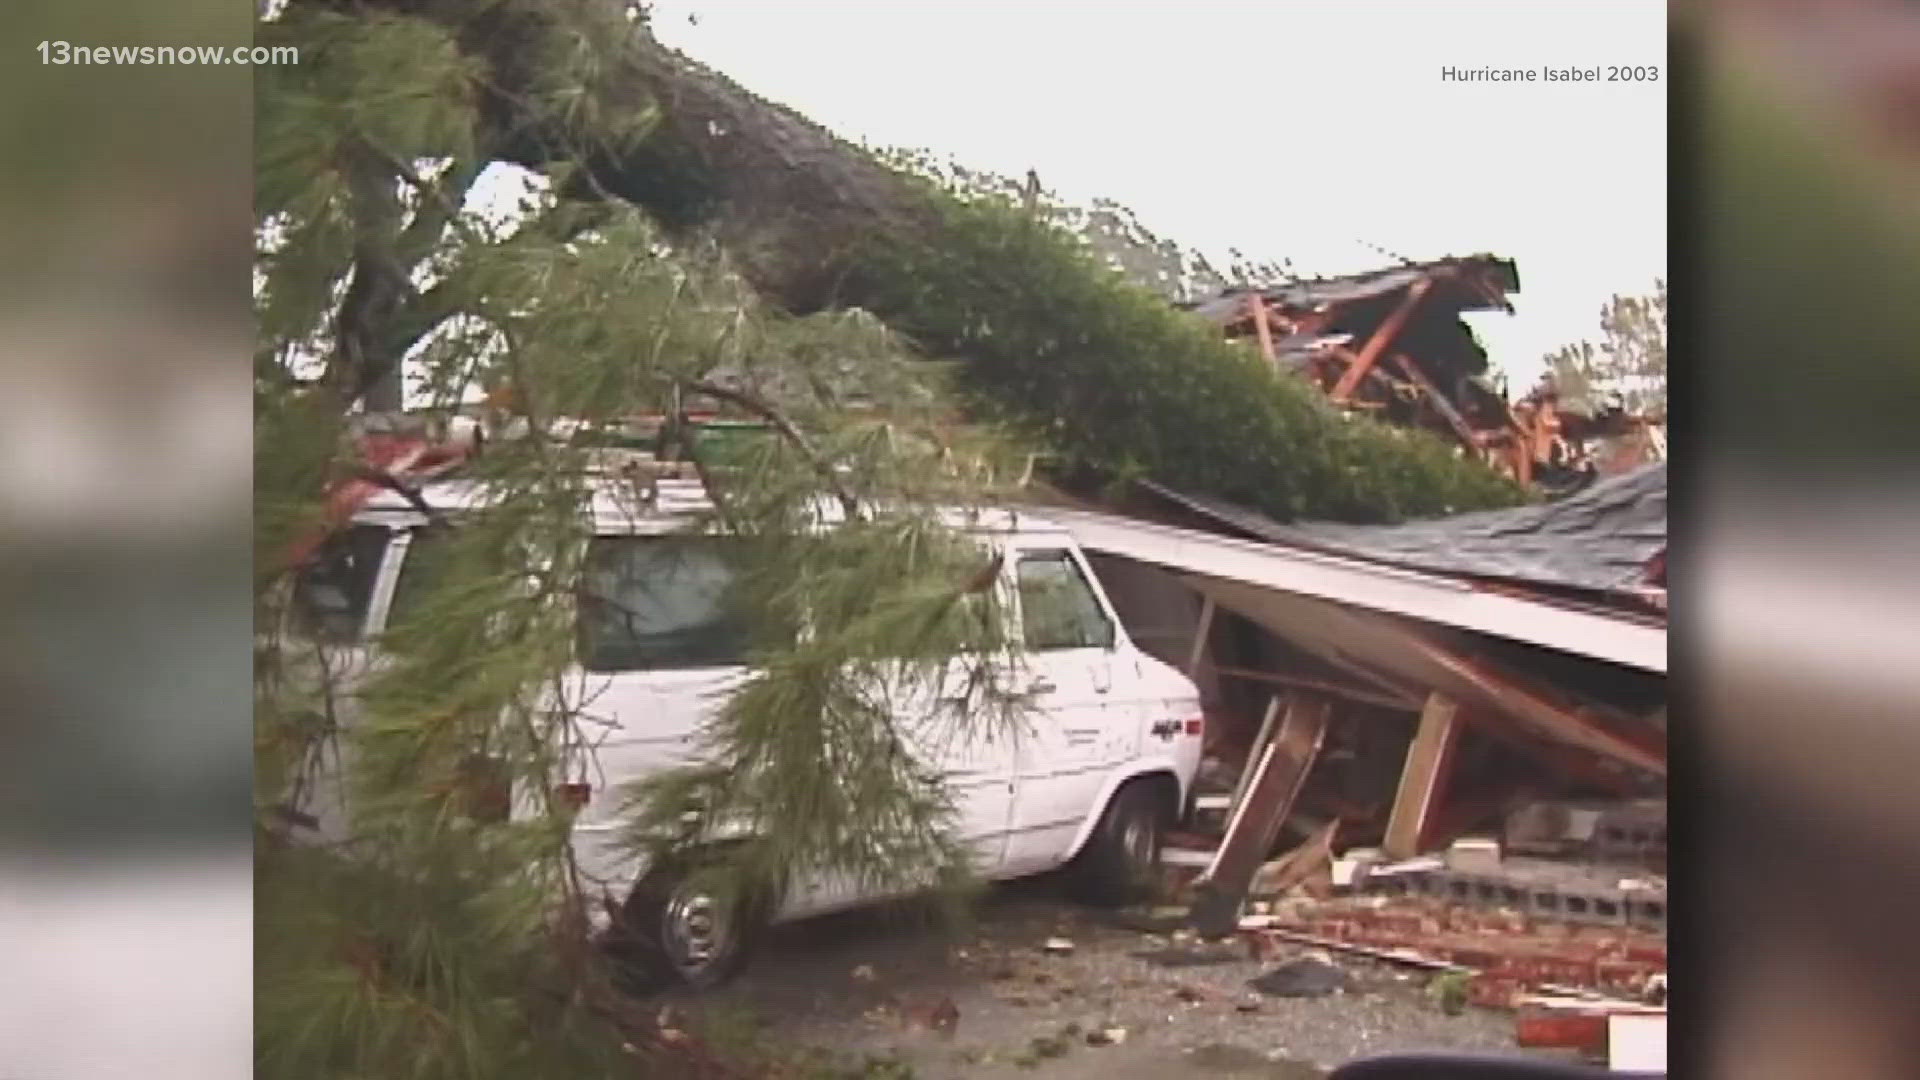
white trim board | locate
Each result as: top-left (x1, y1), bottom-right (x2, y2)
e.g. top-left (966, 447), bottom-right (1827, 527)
top-left (1049, 508), bottom-right (1666, 674)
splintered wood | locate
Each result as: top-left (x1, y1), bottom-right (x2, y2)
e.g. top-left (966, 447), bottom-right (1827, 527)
top-left (1187, 691), bottom-right (1330, 937)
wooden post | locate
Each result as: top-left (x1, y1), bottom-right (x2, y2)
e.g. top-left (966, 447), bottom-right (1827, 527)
top-left (1227, 694), bottom-right (1282, 814)
top-left (1189, 692), bottom-right (1331, 937)
top-left (1331, 275), bottom-right (1433, 402)
top-left (1383, 691), bottom-right (1462, 859)
top-left (1186, 594), bottom-right (1216, 678)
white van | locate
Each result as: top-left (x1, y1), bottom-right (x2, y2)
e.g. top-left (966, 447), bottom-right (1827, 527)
top-left (285, 475), bottom-right (1203, 986)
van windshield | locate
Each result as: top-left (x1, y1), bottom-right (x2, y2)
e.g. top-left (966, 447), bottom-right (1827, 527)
top-left (291, 525), bottom-right (390, 643)
top-left (578, 536), bottom-right (752, 671)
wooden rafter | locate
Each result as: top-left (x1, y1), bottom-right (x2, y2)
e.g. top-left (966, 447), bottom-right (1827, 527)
top-left (1391, 352), bottom-right (1484, 449)
top-left (1406, 637), bottom-right (1667, 775)
top-left (1331, 275), bottom-right (1433, 402)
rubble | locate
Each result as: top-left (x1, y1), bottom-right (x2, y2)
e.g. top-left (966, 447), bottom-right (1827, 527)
top-left (1248, 957), bottom-right (1354, 998)
top-left (1242, 893), bottom-right (1666, 1008)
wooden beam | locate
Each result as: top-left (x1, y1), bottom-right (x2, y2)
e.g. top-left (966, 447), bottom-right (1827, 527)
top-left (1247, 295), bottom-right (1278, 369)
top-left (1248, 815), bottom-right (1341, 899)
top-left (1186, 594), bottom-right (1216, 678)
top-left (1227, 694), bottom-right (1282, 815)
top-left (1207, 662), bottom-right (1421, 712)
top-left (1383, 692), bottom-right (1462, 859)
top-left (1189, 692), bottom-right (1331, 937)
top-left (1408, 641), bottom-right (1667, 776)
top-left (1324, 344), bottom-right (1411, 398)
top-left (1331, 276), bottom-right (1433, 402)
top-left (1392, 352), bottom-right (1484, 449)
top-left (1456, 710), bottom-right (1644, 795)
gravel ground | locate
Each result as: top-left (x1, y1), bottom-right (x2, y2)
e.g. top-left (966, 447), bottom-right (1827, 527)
top-left (656, 873), bottom-right (1569, 1078)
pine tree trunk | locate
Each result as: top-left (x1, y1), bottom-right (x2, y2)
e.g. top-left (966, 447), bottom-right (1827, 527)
top-left (495, 16), bottom-right (933, 315)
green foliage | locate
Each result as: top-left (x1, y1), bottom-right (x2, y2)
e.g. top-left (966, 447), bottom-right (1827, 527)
top-left (256, 8), bottom-right (1525, 1079)
top-left (1427, 969), bottom-right (1471, 1016)
top-left (851, 186), bottom-right (1526, 523)
top-left (1544, 280), bottom-right (1668, 419)
top-left (255, 11), bottom-right (1034, 1078)
top-left (616, 415), bottom-right (1033, 909)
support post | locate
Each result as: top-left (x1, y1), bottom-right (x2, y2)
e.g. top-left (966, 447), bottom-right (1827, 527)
top-left (1383, 691), bottom-right (1462, 859)
top-left (1189, 692), bottom-right (1331, 937)
top-left (1186, 594), bottom-right (1216, 678)
top-left (1331, 275), bottom-right (1433, 402)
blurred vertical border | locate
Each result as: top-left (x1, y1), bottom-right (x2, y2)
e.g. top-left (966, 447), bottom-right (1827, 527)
top-left (0, 2), bottom-right (252, 1078)
top-left (1690, 1), bottom-right (1920, 1077)
top-left (3, 0), bottom-right (1919, 1076)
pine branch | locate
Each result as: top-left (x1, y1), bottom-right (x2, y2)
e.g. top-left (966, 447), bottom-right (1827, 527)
top-left (684, 378), bottom-right (860, 519)
top-left (347, 464), bottom-right (453, 529)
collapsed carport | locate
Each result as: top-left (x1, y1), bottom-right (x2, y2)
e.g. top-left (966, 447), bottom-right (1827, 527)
top-left (1041, 465), bottom-right (1668, 936)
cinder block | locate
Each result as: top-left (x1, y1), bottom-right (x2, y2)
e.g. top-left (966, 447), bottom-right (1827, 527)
top-left (1445, 837), bottom-right (1503, 873)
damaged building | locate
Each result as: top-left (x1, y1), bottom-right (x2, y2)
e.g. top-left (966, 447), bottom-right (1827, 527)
top-left (1038, 460), bottom-right (1667, 1032)
top-left (1181, 255), bottom-right (1665, 493)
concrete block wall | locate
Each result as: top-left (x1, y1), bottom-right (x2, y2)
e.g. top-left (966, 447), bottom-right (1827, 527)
top-left (1361, 866), bottom-right (1665, 934)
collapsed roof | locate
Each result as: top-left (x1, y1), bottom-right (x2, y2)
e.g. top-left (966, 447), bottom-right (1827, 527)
top-left (1181, 255), bottom-right (1520, 326)
top-left (1180, 254), bottom-right (1520, 434)
top-left (1176, 254), bottom-right (1662, 492)
top-left (1139, 462), bottom-right (1667, 603)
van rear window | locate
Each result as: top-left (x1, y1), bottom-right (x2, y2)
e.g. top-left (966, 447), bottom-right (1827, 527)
top-left (578, 536), bottom-right (751, 671)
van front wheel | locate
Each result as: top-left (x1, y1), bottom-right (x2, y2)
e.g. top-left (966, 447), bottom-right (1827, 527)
top-left (615, 854), bottom-right (768, 990)
top-left (1067, 782), bottom-right (1167, 906)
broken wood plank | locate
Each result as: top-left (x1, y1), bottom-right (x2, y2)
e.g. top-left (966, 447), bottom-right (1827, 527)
top-left (1331, 276), bottom-right (1433, 402)
top-left (1189, 692), bottom-right (1331, 937)
top-left (1249, 816), bottom-right (1341, 899)
top-left (1383, 692), bottom-right (1462, 859)
top-left (1253, 926), bottom-right (1470, 973)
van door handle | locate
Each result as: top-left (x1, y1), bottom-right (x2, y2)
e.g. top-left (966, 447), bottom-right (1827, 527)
top-left (1063, 728), bottom-right (1099, 744)
top-left (1027, 677), bottom-right (1056, 694)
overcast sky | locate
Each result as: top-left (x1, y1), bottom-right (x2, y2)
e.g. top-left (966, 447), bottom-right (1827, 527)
top-left (639, 0), bottom-right (1667, 390)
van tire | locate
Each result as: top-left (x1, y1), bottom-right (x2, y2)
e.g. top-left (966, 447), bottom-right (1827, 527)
top-left (1067, 781), bottom-right (1168, 907)
top-left (613, 851), bottom-right (769, 991)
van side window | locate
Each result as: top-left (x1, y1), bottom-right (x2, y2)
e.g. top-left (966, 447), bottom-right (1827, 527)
top-left (290, 525), bottom-right (390, 643)
top-left (1016, 550), bottom-right (1114, 651)
top-left (578, 536), bottom-right (750, 671)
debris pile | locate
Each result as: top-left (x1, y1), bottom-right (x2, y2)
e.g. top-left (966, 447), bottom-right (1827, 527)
top-left (1249, 892), bottom-right (1665, 1008)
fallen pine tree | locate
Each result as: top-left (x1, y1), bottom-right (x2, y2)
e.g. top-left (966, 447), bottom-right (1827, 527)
top-left (281, 0), bottom-right (1525, 524)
